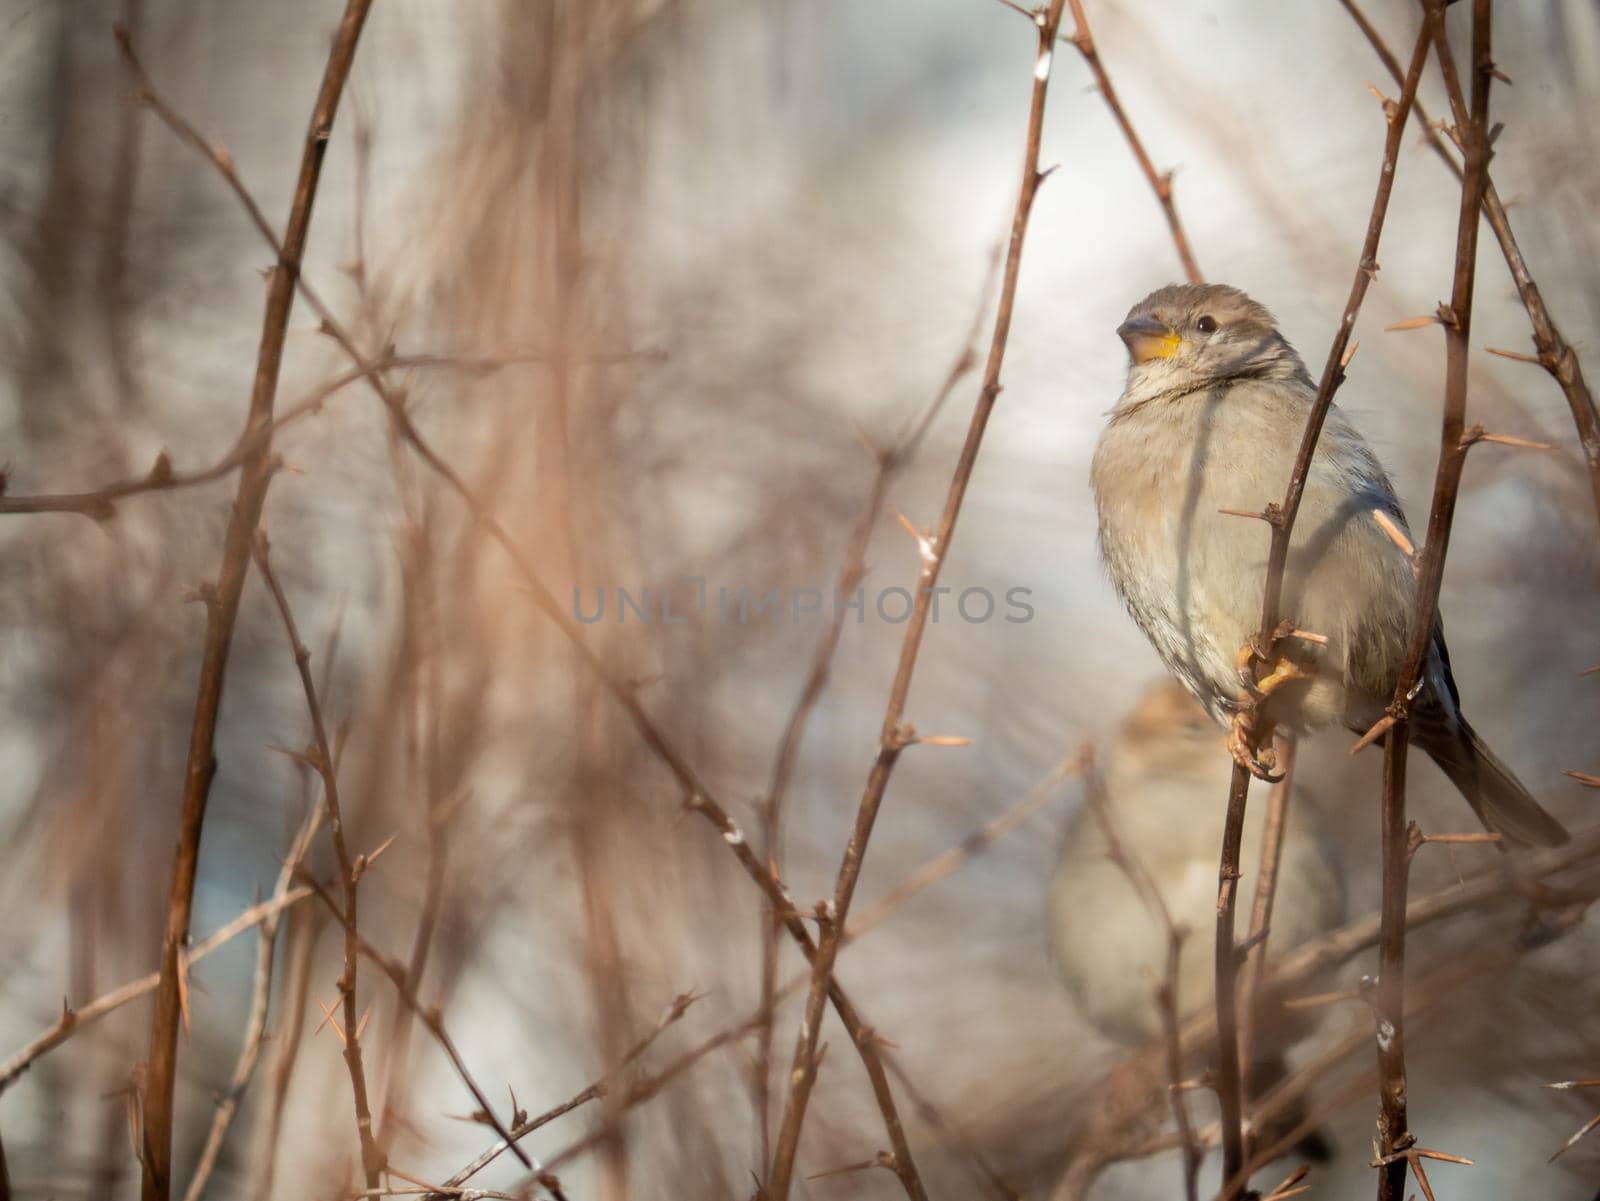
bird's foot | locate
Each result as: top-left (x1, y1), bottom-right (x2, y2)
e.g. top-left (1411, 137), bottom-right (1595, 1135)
top-left (1229, 630), bottom-right (1310, 782)
top-left (1235, 626), bottom-right (1312, 700)
top-left (1235, 635), bottom-right (1273, 699)
top-left (1228, 708), bottom-right (1283, 782)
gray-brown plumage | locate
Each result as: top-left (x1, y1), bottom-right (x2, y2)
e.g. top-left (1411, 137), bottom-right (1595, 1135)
top-left (1049, 680), bottom-right (1345, 1165)
top-left (1050, 680), bottom-right (1346, 1045)
top-left (1089, 283), bottom-right (1568, 848)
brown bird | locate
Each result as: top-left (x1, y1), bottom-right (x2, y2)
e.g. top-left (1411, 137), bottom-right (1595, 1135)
top-left (1089, 282), bottom-right (1568, 847)
top-left (1050, 679), bottom-right (1346, 1161)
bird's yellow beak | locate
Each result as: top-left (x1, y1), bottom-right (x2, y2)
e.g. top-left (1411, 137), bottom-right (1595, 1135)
top-left (1117, 313), bottom-right (1182, 364)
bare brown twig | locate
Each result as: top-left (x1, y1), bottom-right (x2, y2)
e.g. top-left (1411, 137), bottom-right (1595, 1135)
top-left (0, 353), bottom-right (557, 520)
top-left (1061, 0), bottom-right (1203, 284)
top-left (122, 20), bottom-right (929, 1188)
top-left (1214, 16), bottom-right (1435, 1197)
top-left (1339, 0), bottom-right (1600, 529)
top-left (1544, 1079), bottom-right (1600, 1161)
top-left (180, 790), bottom-right (325, 1201)
top-left (1237, 736), bottom-right (1295, 1148)
top-left (254, 895), bottom-right (324, 1201)
top-left (528, 1009), bottom-right (775, 1185)
top-left (425, 990), bottom-right (703, 1197)
top-left (1211, 765), bottom-right (1254, 1195)
top-left (119, 9), bottom-right (374, 1196)
top-left (0, 890), bottom-right (312, 1094)
top-left (847, 753), bottom-right (1083, 944)
top-left (1371, 5), bottom-right (1496, 1196)
top-left (753, 245), bottom-right (997, 1170)
top-left (1252, 8), bottom-right (1434, 651)
top-left (766, 5), bottom-right (1070, 1195)
top-left (293, 874), bottom-right (535, 1178)
top-left (253, 533), bottom-right (385, 1189)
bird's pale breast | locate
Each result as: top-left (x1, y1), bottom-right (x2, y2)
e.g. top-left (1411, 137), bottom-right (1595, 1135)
top-left (1091, 379), bottom-right (1416, 732)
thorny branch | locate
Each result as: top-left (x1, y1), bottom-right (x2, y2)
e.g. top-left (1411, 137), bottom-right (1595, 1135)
top-left (253, 533), bottom-right (385, 1190)
top-left (180, 786), bottom-right (325, 1201)
top-left (120, 8), bottom-right (375, 1197)
top-left (292, 874), bottom-right (537, 1180)
top-left (1252, 9), bottom-right (1434, 659)
top-left (439, 748), bottom-right (1070, 1201)
top-left (1237, 738), bottom-right (1296, 1150)
top-left (767, 4), bottom-right (1070, 1196)
top-left (0, 353), bottom-right (561, 520)
top-left (753, 244), bottom-right (998, 1171)
top-left (1061, 0), bottom-right (1203, 284)
top-left (1211, 767), bottom-right (1253, 1196)
top-left (1339, 0), bottom-right (1600, 529)
top-left (121, 32), bottom-right (931, 1196)
top-left (1214, 14), bottom-right (1435, 1197)
top-left (427, 991), bottom-right (702, 1196)
top-left (1371, 2), bottom-right (1497, 1196)
top-left (0, 890), bottom-right (312, 1093)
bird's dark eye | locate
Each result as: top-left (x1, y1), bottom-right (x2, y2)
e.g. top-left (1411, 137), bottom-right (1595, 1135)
top-left (1196, 315), bottom-right (1218, 334)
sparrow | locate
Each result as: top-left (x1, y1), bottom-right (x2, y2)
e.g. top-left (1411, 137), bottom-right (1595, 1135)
top-left (1049, 679), bottom-right (1345, 1153)
top-left (1089, 283), bottom-right (1568, 848)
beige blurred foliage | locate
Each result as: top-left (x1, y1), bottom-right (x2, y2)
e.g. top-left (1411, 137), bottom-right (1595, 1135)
top-left (0, 1), bottom-right (1598, 1199)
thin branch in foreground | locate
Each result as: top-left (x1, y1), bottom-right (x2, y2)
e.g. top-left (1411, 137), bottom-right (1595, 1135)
top-left (254, 897), bottom-right (323, 1201)
top-left (1252, 7), bottom-right (1434, 660)
top-left (252, 533), bottom-right (384, 1188)
top-left (846, 752), bottom-right (1084, 944)
top-left (1237, 736), bottom-right (1296, 1144)
top-left (129, 20), bottom-right (980, 1193)
top-left (0, 352), bottom-right (555, 520)
top-left (753, 242), bottom-right (998, 1170)
top-left (1215, 15), bottom-right (1435, 1198)
top-left (428, 991), bottom-right (703, 1195)
top-left (1339, 0), bottom-right (1600, 529)
top-left (292, 870), bottom-right (537, 1182)
top-left (766, 5), bottom-right (1070, 1196)
top-left (0, 890), bottom-right (312, 1094)
top-left (512, 1007), bottom-right (778, 1190)
top-left (1211, 767), bottom-right (1253, 1197)
top-left (180, 793), bottom-right (326, 1201)
top-left (1373, 3), bottom-right (1496, 1197)
top-left (119, 8), bottom-right (375, 1197)
top-left (1062, 0), bottom-right (1203, 284)
top-left (1543, 1079), bottom-right (1600, 1162)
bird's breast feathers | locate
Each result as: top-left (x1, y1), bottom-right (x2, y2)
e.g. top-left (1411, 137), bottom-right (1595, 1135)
top-left (1091, 383), bottom-right (1413, 728)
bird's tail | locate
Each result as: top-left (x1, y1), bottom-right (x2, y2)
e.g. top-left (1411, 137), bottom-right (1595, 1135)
top-left (1420, 715), bottom-right (1569, 848)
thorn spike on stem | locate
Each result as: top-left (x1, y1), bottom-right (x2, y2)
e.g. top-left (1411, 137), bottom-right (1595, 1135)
top-left (1371, 509), bottom-right (1416, 558)
top-left (1474, 431), bottom-right (1551, 450)
top-left (1384, 314), bottom-right (1439, 332)
top-left (1349, 713), bottom-right (1397, 755)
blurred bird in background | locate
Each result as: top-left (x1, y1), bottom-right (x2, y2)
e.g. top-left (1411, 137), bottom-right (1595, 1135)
top-left (1091, 283), bottom-right (1571, 847)
top-left (1049, 678), bottom-right (1347, 1170)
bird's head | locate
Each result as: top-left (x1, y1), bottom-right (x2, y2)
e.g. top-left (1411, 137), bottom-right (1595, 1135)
top-left (1115, 283), bottom-right (1311, 399)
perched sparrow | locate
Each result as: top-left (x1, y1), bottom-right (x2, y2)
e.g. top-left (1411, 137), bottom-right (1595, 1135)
top-left (1049, 680), bottom-right (1344, 1151)
top-left (1089, 283), bottom-right (1568, 847)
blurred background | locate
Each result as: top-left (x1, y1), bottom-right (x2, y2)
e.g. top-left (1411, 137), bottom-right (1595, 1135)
top-left (1, 0), bottom-right (1598, 1198)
